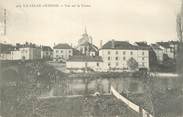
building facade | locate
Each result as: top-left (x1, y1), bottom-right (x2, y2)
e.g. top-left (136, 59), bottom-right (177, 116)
top-left (157, 42), bottom-right (176, 60)
top-left (99, 40), bottom-right (149, 71)
top-left (11, 46), bottom-right (41, 60)
top-left (151, 44), bottom-right (164, 63)
top-left (0, 52), bottom-right (12, 60)
top-left (41, 46), bottom-right (53, 60)
top-left (53, 43), bottom-right (73, 62)
top-left (66, 55), bottom-right (103, 72)
top-left (0, 43), bottom-right (14, 60)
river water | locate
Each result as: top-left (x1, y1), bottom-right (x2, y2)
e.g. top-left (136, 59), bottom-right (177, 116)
top-left (52, 75), bottom-right (179, 97)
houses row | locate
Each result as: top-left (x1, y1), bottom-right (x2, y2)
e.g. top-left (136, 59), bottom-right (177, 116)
top-left (0, 42), bottom-right (53, 60)
top-left (0, 30), bottom-right (179, 72)
top-left (66, 40), bottom-right (149, 72)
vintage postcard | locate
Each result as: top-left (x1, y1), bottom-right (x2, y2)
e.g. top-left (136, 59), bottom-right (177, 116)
top-left (0, 0), bottom-right (183, 117)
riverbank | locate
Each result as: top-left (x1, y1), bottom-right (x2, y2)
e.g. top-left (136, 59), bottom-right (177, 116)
top-left (150, 72), bottom-right (179, 78)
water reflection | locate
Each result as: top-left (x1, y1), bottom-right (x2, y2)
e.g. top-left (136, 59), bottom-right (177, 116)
top-left (53, 76), bottom-right (178, 96)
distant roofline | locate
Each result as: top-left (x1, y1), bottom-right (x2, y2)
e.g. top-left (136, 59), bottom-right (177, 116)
top-left (53, 43), bottom-right (72, 49)
top-left (101, 40), bottom-right (149, 50)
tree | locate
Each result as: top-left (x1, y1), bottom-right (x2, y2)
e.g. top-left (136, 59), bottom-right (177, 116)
top-left (176, 0), bottom-right (183, 91)
top-left (127, 57), bottom-right (138, 71)
top-left (176, 0), bottom-right (183, 74)
top-left (149, 48), bottom-right (159, 71)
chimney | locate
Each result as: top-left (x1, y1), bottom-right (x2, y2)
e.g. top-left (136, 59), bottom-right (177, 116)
top-left (111, 39), bottom-right (115, 48)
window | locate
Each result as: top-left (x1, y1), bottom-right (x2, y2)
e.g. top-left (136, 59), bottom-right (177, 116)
top-left (56, 50), bottom-right (59, 53)
top-left (116, 62), bottom-right (119, 66)
top-left (60, 50), bottom-right (63, 53)
top-left (116, 51), bottom-right (118, 55)
top-left (142, 52), bottom-right (145, 55)
top-left (142, 57), bottom-right (144, 60)
top-left (142, 62), bottom-right (145, 66)
top-left (69, 50), bottom-right (71, 53)
top-left (108, 51), bottom-right (110, 55)
top-left (123, 51), bottom-right (126, 55)
top-left (116, 57), bottom-right (118, 60)
top-left (123, 57), bottom-right (126, 60)
top-left (97, 63), bottom-right (99, 66)
top-left (108, 57), bottom-right (110, 60)
top-left (130, 51), bottom-right (133, 55)
top-left (108, 63), bottom-right (111, 66)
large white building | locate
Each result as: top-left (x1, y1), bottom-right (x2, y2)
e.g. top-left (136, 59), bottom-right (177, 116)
top-left (99, 40), bottom-right (149, 71)
top-left (66, 55), bottom-right (103, 72)
top-left (53, 43), bottom-right (73, 62)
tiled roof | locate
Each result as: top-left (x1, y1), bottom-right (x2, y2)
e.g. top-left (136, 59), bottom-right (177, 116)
top-left (101, 40), bottom-right (147, 50)
top-left (135, 42), bottom-right (150, 48)
top-left (68, 55), bottom-right (103, 62)
top-left (135, 42), bottom-right (151, 50)
top-left (168, 41), bottom-right (179, 45)
top-left (15, 43), bottom-right (41, 49)
top-left (42, 46), bottom-right (53, 51)
top-left (73, 48), bottom-right (82, 55)
top-left (151, 44), bottom-right (162, 50)
top-left (157, 42), bottom-right (172, 48)
top-left (53, 43), bottom-right (72, 49)
top-left (0, 43), bottom-right (15, 53)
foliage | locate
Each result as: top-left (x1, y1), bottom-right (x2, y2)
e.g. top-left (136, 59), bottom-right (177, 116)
top-left (1, 61), bottom-right (63, 117)
top-left (149, 48), bottom-right (159, 71)
top-left (127, 57), bottom-right (138, 71)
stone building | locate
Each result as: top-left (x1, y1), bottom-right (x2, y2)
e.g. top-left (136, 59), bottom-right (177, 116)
top-left (99, 40), bottom-right (149, 71)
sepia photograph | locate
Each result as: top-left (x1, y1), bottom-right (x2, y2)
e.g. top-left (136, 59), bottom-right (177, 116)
top-left (0, 0), bottom-right (183, 117)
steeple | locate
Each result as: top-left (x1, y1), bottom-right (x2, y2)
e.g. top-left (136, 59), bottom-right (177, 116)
top-left (82, 26), bottom-right (88, 37)
top-left (84, 26), bottom-right (87, 34)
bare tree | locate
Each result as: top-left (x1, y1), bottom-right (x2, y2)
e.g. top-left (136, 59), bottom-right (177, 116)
top-left (176, 0), bottom-right (183, 91)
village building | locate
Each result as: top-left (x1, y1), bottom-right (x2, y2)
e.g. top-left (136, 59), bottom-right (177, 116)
top-left (41, 46), bottom-right (53, 60)
top-left (168, 41), bottom-right (179, 59)
top-left (66, 55), bottom-right (103, 72)
top-left (53, 43), bottom-right (73, 62)
top-left (76, 28), bottom-right (98, 56)
top-left (0, 52), bottom-right (12, 60)
top-left (151, 44), bottom-right (164, 63)
top-left (157, 42), bottom-right (176, 60)
top-left (99, 40), bottom-right (149, 71)
top-left (0, 43), bottom-right (15, 60)
top-left (134, 42), bottom-right (160, 69)
top-left (11, 43), bottom-right (41, 60)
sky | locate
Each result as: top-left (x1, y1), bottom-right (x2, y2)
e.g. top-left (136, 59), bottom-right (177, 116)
top-left (0, 0), bottom-right (182, 47)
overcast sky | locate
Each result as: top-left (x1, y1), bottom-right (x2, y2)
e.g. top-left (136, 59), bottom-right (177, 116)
top-left (0, 0), bottom-right (181, 47)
